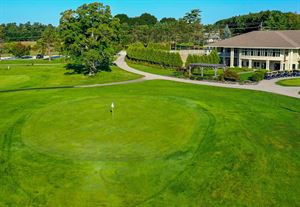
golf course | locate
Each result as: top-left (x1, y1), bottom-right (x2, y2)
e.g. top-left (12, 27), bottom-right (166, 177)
top-left (0, 60), bottom-right (300, 206)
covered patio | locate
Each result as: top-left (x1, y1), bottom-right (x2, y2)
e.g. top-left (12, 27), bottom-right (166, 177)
top-left (188, 63), bottom-right (227, 78)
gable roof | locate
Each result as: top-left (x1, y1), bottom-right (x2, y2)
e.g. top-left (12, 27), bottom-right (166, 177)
top-left (207, 30), bottom-right (300, 49)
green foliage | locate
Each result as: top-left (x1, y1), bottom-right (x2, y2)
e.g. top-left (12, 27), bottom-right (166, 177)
top-left (36, 26), bottom-right (60, 59)
top-left (7, 42), bottom-right (30, 57)
top-left (250, 70), bottom-right (267, 82)
top-left (160, 17), bottom-right (177, 24)
top-left (222, 70), bottom-right (240, 81)
top-left (0, 25), bottom-right (4, 58)
top-left (115, 13), bottom-right (157, 26)
top-left (185, 50), bottom-right (220, 67)
top-left (215, 10), bottom-right (300, 35)
top-left (59, 2), bottom-right (120, 75)
top-left (223, 24), bottom-right (232, 39)
top-left (147, 42), bottom-right (171, 50)
top-left (181, 9), bottom-right (201, 24)
top-left (127, 44), bottom-right (183, 68)
top-left (116, 9), bottom-right (203, 46)
top-left (1, 22), bottom-right (49, 41)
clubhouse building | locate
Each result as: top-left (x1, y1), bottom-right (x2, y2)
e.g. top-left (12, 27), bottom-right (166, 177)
top-left (207, 30), bottom-right (300, 71)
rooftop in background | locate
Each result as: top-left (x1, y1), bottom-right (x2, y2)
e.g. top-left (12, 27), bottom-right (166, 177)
top-left (207, 30), bottom-right (300, 49)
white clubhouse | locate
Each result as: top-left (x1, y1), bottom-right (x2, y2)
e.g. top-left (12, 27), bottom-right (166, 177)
top-left (207, 30), bottom-right (300, 71)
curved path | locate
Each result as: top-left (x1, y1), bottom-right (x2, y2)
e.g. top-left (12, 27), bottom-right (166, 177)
top-left (116, 51), bottom-right (300, 99)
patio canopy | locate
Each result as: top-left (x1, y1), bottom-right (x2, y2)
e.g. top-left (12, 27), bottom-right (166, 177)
top-left (188, 63), bottom-right (227, 77)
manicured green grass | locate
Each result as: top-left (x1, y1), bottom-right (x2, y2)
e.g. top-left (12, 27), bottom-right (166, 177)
top-left (0, 58), bottom-right (63, 65)
top-left (0, 80), bottom-right (299, 206)
top-left (126, 61), bottom-right (177, 76)
top-left (0, 63), bottom-right (142, 90)
top-left (239, 71), bottom-right (255, 81)
top-left (276, 78), bottom-right (300, 86)
top-left (126, 61), bottom-right (255, 82)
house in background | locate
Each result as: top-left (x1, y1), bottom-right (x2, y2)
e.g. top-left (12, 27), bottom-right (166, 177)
top-left (206, 30), bottom-right (300, 70)
top-left (204, 32), bottom-right (221, 44)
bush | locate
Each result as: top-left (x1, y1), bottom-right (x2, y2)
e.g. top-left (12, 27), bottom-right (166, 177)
top-left (127, 44), bottom-right (183, 68)
top-left (185, 50), bottom-right (220, 67)
top-left (250, 70), bottom-right (266, 82)
top-left (8, 42), bottom-right (31, 57)
top-left (222, 70), bottom-right (240, 81)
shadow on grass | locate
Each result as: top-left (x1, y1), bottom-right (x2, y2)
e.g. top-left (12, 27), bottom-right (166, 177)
top-left (64, 63), bottom-right (112, 75)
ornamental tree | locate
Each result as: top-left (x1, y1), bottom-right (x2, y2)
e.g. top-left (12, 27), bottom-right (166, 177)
top-left (59, 2), bottom-right (120, 75)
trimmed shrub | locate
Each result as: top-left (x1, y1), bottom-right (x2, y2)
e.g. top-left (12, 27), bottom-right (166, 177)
top-left (147, 43), bottom-right (171, 51)
top-left (222, 70), bottom-right (240, 81)
top-left (185, 50), bottom-right (220, 67)
top-left (127, 44), bottom-right (183, 68)
top-left (250, 70), bottom-right (266, 82)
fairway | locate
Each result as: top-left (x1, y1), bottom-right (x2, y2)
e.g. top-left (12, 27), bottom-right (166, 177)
top-left (0, 63), bottom-right (142, 90)
top-left (1, 80), bottom-right (299, 206)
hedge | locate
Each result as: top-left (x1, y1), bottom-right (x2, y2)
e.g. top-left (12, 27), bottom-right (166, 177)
top-left (147, 43), bottom-right (171, 51)
top-left (250, 70), bottom-right (267, 82)
top-left (185, 50), bottom-right (221, 67)
top-left (127, 45), bottom-right (183, 68)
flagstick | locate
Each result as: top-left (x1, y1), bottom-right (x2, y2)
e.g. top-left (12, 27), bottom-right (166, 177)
top-left (111, 102), bottom-right (115, 120)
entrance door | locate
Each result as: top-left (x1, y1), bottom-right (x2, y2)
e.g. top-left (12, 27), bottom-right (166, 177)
top-left (274, 63), bottom-right (280, 70)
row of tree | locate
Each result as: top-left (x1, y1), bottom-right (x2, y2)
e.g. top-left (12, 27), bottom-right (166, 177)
top-left (213, 10), bottom-right (300, 35)
top-left (185, 50), bottom-right (221, 67)
top-left (0, 24), bottom-right (60, 59)
top-left (127, 44), bottom-right (183, 68)
top-left (118, 10), bottom-right (203, 46)
top-left (1, 22), bottom-right (51, 41)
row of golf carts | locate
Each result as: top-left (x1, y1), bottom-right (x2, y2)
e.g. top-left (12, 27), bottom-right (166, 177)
top-left (264, 70), bottom-right (300, 80)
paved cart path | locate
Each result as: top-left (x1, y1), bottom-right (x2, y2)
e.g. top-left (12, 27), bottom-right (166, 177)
top-left (115, 51), bottom-right (300, 99)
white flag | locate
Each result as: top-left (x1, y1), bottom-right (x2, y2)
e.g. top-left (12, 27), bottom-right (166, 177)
top-left (111, 102), bottom-right (115, 109)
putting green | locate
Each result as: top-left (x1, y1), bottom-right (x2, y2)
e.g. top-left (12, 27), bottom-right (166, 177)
top-left (22, 96), bottom-right (207, 161)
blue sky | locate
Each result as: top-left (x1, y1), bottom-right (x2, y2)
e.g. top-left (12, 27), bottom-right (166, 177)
top-left (0, 0), bottom-right (299, 25)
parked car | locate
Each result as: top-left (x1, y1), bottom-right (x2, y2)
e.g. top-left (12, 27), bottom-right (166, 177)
top-left (50, 55), bottom-right (62, 60)
top-left (21, 55), bottom-right (33, 59)
top-left (36, 54), bottom-right (44, 59)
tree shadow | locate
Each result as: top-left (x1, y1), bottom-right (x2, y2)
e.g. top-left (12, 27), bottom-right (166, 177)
top-left (64, 63), bottom-right (112, 75)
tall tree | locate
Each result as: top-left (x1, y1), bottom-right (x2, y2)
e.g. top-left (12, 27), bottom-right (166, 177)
top-left (0, 25), bottom-right (4, 60)
top-left (182, 9), bottom-right (201, 24)
top-left (8, 42), bottom-right (30, 57)
top-left (138, 13), bottom-right (158, 25)
top-left (36, 25), bottom-right (60, 60)
top-left (60, 2), bottom-right (120, 75)
top-left (223, 24), bottom-right (232, 39)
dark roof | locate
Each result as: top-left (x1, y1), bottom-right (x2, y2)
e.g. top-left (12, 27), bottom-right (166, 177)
top-left (207, 30), bottom-right (300, 49)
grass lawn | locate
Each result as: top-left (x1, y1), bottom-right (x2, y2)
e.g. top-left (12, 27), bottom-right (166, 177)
top-left (239, 71), bottom-right (255, 81)
top-left (0, 80), bottom-right (299, 206)
top-left (126, 61), bottom-right (255, 82)
top-left (126, 61), bottom-right (177, 76)
top-left (0, 62), bottom-right (142, 90)
top-left (276, 78), bottom-right (300, 86)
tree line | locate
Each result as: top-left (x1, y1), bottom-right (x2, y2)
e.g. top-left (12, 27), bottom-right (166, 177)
top-left (213, 10), bottom-right (300, 36)
top-left (0, 3), bottom-right (299, 74)
top-left (0, 22), bottom-right (51, 41)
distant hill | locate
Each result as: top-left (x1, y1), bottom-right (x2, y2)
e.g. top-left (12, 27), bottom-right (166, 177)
top-left (214, 10), bottom-right (300, 35)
